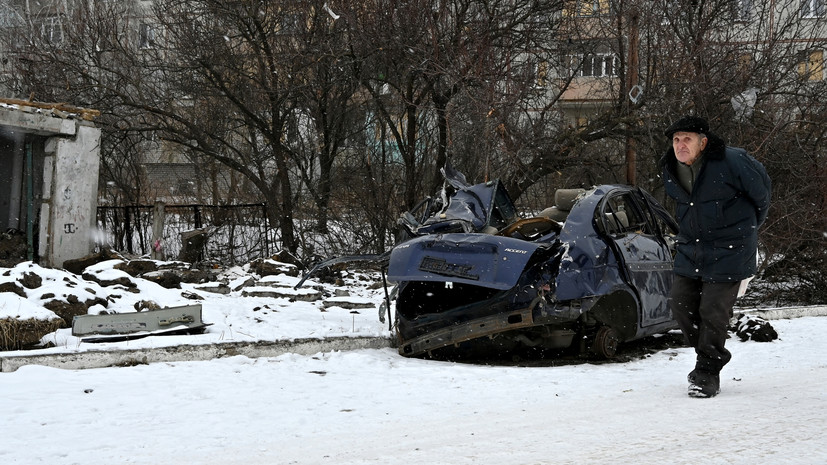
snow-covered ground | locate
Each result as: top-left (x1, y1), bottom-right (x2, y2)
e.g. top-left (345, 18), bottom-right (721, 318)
top-left (1, 261), bottom-right (826, 464)
top-left (0, 260), bottom-right (392, 356)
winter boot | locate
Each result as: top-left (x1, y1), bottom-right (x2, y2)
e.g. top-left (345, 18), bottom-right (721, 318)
top-left (687, 368), bottom-right (701, 384)
top-left (688, 370), bottom-right (720, 398)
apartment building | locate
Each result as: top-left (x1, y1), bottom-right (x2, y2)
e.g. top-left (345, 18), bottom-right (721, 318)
top-left (554, 0), bottom-right (827, 124)
top-left (3, 0), bottom-right (826, 205)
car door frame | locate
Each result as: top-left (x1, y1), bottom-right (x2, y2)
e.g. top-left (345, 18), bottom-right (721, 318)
top-left (595, 188), bottom-right (675, 329)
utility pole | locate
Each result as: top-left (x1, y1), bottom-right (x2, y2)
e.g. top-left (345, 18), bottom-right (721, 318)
top-left (625, 9), bottom-right (640, 186)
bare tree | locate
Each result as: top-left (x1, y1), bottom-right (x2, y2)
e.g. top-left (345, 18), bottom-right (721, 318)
top-left (342, 0), bottom-right (568, 205)
top-left (2, 0), bottom-right (363, 254)
top-left (628, 0), bottom-right (827, 302)
top-left (3, 0), bottom-right (827, 303)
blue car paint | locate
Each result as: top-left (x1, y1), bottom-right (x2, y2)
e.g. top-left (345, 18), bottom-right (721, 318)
top-left (390, 182), bottom-right (678, 357)
top-left (388, 234), bottom-right (545, 291)
top-left (298, 167), bottom-right (679, 358)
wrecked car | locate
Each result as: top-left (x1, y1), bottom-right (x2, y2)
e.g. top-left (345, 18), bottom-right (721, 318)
top-left (300, 167), bottom-right (680, 359)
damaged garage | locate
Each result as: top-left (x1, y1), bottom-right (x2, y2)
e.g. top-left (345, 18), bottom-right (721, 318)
top-left (0, 98), bottom-right (101, 268)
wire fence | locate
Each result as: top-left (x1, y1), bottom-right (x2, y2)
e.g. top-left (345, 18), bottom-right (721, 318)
top-left (96, 203), bottom-right (276, 265)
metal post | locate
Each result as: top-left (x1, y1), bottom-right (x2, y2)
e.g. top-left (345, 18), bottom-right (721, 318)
top-left (124, 206), bottom-right (133, 255)
top-left (151, 201), bottom-right (165, 260)
top-left (625, 10), bottom-right (640, 186)
top-left (25, 142), bottom-right (34, 261)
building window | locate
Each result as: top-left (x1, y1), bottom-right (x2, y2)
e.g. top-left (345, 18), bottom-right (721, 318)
top-left (798, 49), bottom-right (824, 81)
top-left (139, 23), bottom-right (156, 49)
top-left (176, 179), bottom-right (196, 196)
top-left (732, 0), bottom-right (753, 21)
top-left (37, 17), bottom-right (63, 44)
top-left (736, 52), bottom-right (753, 79)
top-left (536, 60), bottom-right (549, 87)
top-left (802, 0), bottom-right (826, 18)
top-left (563, 0), bottom-right (611, 17)
top-left (569, 52), bottom-right (618, 77)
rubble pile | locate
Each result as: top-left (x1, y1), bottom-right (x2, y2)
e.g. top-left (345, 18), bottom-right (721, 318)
top-left (1, 250), bottom-right (381, 351)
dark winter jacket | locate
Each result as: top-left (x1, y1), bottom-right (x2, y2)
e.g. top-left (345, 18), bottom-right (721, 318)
top-left (660, 132), bottom-right (771, 282)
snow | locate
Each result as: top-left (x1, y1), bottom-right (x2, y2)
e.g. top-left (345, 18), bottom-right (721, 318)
top-left (0, 294), bottom-right (57, 320)
top-left (0, 261), bottom-right (390, 351)
top-left (1, 260), bottom-right (826, 464)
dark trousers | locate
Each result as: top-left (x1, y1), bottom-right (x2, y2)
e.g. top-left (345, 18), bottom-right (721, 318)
top-left (669, 275), bottom-right (740, 374)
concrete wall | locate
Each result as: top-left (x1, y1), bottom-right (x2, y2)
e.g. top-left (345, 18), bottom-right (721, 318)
top-left (40, 124), bottom-right (101, 267)
top-left (0, 103), bottom-right (101, 268)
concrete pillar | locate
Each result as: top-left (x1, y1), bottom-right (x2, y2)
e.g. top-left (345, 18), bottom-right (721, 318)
top-left (40, 124), bottom-right (101, 268)
top-left (151, 201), bottom-right (165, 260)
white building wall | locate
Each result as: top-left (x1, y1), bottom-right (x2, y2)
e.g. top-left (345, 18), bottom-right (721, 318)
top-left (39, 123), bottom-right (101, 268)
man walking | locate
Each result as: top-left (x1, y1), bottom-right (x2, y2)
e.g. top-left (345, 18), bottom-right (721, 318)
top-left (660, 115), bottom-right (771, 398)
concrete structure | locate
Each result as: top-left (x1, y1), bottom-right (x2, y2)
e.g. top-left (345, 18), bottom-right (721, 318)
top-left (0, 98), bottom-right (101, 268)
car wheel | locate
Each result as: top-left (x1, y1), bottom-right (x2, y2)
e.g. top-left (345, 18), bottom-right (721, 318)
top-left (591, 326), bottom-right (620, 358)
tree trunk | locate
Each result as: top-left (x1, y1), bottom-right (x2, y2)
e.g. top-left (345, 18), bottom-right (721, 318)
top-left (431, 93), bottom-right (450, 195)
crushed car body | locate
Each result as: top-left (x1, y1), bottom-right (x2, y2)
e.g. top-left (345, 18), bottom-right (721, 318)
top-left (299, 167), bottom-right (680, 358)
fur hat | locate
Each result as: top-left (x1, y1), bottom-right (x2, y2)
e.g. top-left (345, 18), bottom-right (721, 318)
top-left (664, 116), bottom-right (709, 138)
